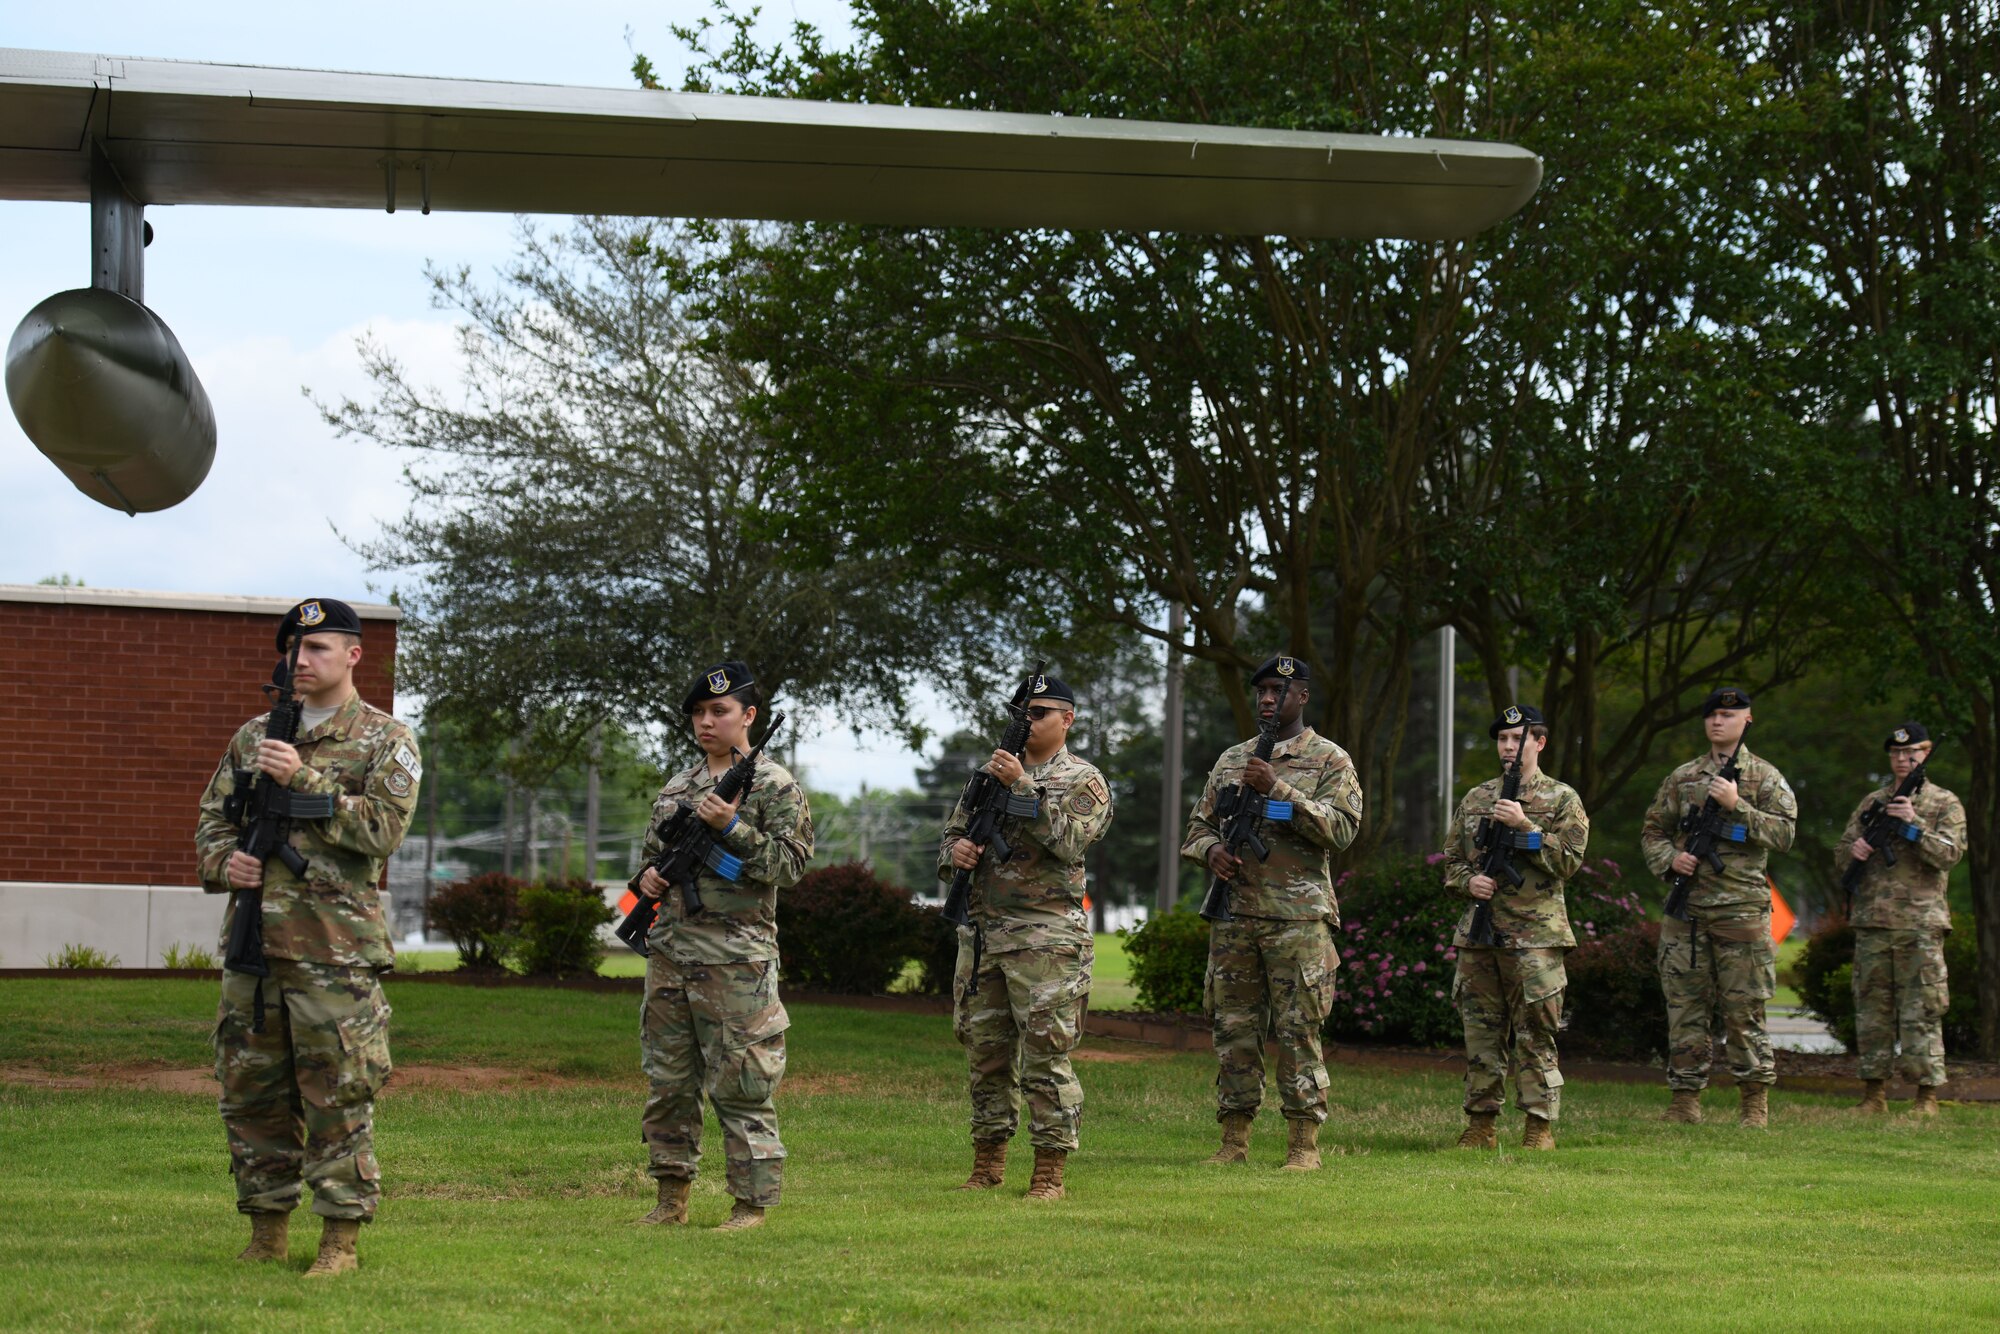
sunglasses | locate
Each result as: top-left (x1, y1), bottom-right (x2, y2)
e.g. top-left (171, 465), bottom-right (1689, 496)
top-left (1025, 705), bottom-right (1070, 721)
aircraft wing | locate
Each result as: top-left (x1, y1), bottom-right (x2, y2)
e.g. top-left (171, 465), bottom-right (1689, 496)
top-left (0, 48), bottom-right (1541, 240)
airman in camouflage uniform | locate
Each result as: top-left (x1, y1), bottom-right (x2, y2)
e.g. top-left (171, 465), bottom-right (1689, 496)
top-left (193, 597), bottom-right (418, 1277)
top-left (1640, 687), bottom-right (1796, 1128)
top-left (1182, 655), bottom-right (1361, 1171)
top-left (1837, 721), bottom-right (1967, 1116)
top-left (632, 661), bottom-right (812, 1233)
top-left (1440, 705), bottom-right (1589, 1151)
top-left (940, 671), bottom-right (1113, 1202)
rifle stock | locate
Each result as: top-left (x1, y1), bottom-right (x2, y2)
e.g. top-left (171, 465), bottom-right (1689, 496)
top-left (1198, 683), bottom-right (1290, 924)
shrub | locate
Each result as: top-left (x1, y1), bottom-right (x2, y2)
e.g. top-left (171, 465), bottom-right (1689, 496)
top-left (777, 861), bottom-right (931, 994)
top-left (1563, 922), bottom-right (1668, 1060)
top-left (1796, 914), bottom-right (1981, 1057)
top-left (913, 907), bottom-right (962, 997)
top-left (1121, 904), bottom-right (1210, 1013)
top-left (1326, 853), bottom-right (1463, 1046)
top-left (426, 872), bottom-right (522, 972)
top-left (160, 942), bottom-right (218, 970)
top-left (44, 943), bottom-right (119, 969)
top-left (515, 877), bottom-right (615, 978)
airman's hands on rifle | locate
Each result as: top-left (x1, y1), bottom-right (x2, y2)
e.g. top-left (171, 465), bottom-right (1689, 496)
top-left (987, 749), bottom-right (1024, 787)
top-left (1206, 845), bottom-right (1242, 880)
top-left (1850, 836), bottom-right (1875, 862)
top-left (1671, 851), bottom-right (1700, 876)
top-left (948, 838), bottom-right (985, 871)
top-left (1493, 798), bottom-right (1530, 831)
top-left (255, 739), bottom-right (302, 785)
top-left (1707, 775), bottom-right (1740, 810)
top-left (225, 851), bottom-right (264, 890)
top-left (1468, 874), bottom-right (1497, 901)
top-left (1886, 796), bottom-right (1918, 823)
top-left (637, 867), bottom-right (670, 899)
top-left (697, 790), bottom-right (742, 831)
top-left (1244, 757), bottom-right (1276, 794)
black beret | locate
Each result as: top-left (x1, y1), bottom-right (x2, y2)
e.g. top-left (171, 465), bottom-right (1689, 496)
top-left (1885, 721), bottom-right (1930, 749)
top-left (681, 660), bottom-right (756, 714)
top-left (276, 597), bottom-right (362, 649)
top-left (1701, 686), bottom-right (1753, 716)
top-left (1023, 669), bottom-right (1075, 706)
top-left (1488, 703), bottom-right (1546, 738)
top-left (1251, 654), bottom-right (1310, 686)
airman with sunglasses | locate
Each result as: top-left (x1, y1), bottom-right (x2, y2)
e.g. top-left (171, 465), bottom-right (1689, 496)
top-left (939, 672), bottom-right (1115, 1201)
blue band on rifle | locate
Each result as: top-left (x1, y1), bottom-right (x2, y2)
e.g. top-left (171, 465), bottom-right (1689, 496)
top-left (1901, 822), bottom-right (1923, 843)
top-left (704, 845), bottom-right (744, 882)
top-left (1509, 830), bottom-right (1542, 851)
top-left (1264, 800), bottom-right (1293, 822)
top-left (1727, 824), bottom-right (1747, 843)
top-left (1004, 794), bottom-right (1042, 819)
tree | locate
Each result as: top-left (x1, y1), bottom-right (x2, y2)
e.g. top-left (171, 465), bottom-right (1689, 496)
top-left (320, 216), bottom-right (953, 776)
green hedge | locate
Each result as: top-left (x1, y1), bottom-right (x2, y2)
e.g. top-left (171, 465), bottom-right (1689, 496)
top-left (1121, 905), bottom-right (1210, 1013)
top-left (515, 877), bottom-right (615, 979)
top-left (776, 861), bottom-right (936, 994)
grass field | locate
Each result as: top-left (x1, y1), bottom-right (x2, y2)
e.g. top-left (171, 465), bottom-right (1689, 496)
top-left (4, 977), bottom-right (1995, 1331)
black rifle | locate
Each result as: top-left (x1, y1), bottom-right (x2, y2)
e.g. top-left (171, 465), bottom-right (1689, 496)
top-left (1467, 748), bottom-right (1540, 947)
top-left (1662, 729), bottom-right (1750, 966)
top-left (615, 713), bottom-right (787, 958)
top-left (1841, 761), bottom-right (1928, 913)
top-left (220, 635), bottom-right (337, 1031)
top-left (1198, 682), bottom-right (1292, 924)
top-left (939, 662), bottom-right (1048, 930)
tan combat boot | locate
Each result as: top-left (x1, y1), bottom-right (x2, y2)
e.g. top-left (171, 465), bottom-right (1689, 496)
top-left (1280, 1119), bottom-right (1322, 1171)
top-left (235, 1211), bottom-right (288, 1262)
top-left (954, 1139), bottom-right (1007, 1190)
top-left (716, 1201), bottom-right (765, 1232)
top-left (1854, 1079), bottom-right (1888, 1114)
top-left (637, 1176), bottom-right (690, 1225)
top-left (1662, 1089), bottom-right (1703, 1124)
top-left (1521, 1115), bottom-right (1556, 1150)
top-left (1024, 1148), bottom-right (1067, 1200)
top-left (1204, 1113), bottom-right (1253, 1165)
top-left (301, 1218), bottom-right (360, 1278)
top-left (1455, 1111), bottom-right (1499, 1149)
top-left (1738, 1083), bottom-right (1770, 1129)
top-left (1911, 1085), bottom-right (1942, 1117)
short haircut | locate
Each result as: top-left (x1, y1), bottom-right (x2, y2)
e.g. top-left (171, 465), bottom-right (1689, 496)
top-left (1527, 723), bottom-right (1550, 741)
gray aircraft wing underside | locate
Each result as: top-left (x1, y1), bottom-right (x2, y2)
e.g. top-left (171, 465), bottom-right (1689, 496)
top-left (0, 48), bottom-right (1542, 240)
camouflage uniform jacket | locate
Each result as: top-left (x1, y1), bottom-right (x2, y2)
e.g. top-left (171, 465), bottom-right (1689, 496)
top-left (1181, 728), bottom-right (1362, 921)
top-left (631, 756), bottom-right (813, 964)
top-left (1441, 769), bottom-right (1590, 949)
top-left (194, 692), bottom-right (420, 969)
top-left (1836, 779), bottom-right (1967, 931)
top-left (936, 746), bottom-right (1114, 955)
top-left (1639, 745), bottom-right (1796, 913)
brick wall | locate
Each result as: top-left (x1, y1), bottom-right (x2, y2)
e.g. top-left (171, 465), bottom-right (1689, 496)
top-left (0, 595), bottom-right (397, 885)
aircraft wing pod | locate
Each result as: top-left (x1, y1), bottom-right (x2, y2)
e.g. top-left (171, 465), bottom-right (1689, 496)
top-left (0, 47), bottom-right (1541, 240)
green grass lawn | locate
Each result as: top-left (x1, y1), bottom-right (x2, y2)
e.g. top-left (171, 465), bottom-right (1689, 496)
top-left (5, 978), bottom-right (1995, 1331)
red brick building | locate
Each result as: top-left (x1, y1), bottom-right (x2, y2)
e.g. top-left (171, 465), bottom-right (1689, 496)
top-left (0, 584), bottom-right (400, 965)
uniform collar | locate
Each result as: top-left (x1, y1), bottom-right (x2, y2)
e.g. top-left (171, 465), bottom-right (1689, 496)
top-left (1026, 745), bottom-right (1069, 776)
top-left (297, 691), bottom-right (365, 742)
top-left (1696, 743), bottom-right (1753, 775)
top-left (1270, 727), bottom-right (1316, 759)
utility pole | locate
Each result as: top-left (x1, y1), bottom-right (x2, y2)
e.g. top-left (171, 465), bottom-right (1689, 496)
top-left (585, 722), bottom-right (602, 882)
top-left (1157, 602), bottom-right (1186, 914)
top-left (422, 722), bottom-right (439, 935)
top-left (525, 785), bottom-right (541, 881)
top-left (1437, 626), bottom-right (1456, 839)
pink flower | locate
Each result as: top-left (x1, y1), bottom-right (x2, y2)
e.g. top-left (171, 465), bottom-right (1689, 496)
top-left (1413, 961), bottom-right (1427, 974)
top-left (1425, 852), bottom-right (1448, 865)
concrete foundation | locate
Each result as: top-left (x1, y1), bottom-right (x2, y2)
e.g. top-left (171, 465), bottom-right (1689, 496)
top-left (0, 882), bottom-right (389, 968)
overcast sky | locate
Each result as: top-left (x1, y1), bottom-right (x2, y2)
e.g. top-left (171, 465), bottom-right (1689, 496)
top-left (0, 4), bottom-right (986, 795)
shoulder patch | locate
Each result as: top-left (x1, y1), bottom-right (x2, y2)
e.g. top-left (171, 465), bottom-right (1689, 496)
top-left (393, 743), bottom-right (423, 781)
top-left (386, 769), bottom-right (414, 798)
top-left (1067, 775), bottom-right (1110, 816)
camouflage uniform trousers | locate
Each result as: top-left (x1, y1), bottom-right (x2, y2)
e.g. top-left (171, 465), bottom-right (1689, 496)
top-left (1853, 927), bottom-right (1950, 1087)
top-left (1658, 911), bottom-right (1775, 1091)
top-left (213, 958), bottom-right (391, 1221)
top-left (952, 936), bottom-right (1092, 1150)
top-left (1205, 916), bottom-right (1338, 1124)
top-left (1454, 946), bottom-right (1567, 1120)
top-left (640, 954), bottom-right (788, 1208)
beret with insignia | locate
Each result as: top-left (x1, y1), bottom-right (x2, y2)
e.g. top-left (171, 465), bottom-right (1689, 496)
top-left (682, 660), bottom-right (756, 714)
top-left (1700, 686), bottom-right (1753, 716)
top-left (276, 597), bottom-right (362, 649)
top-left (1027, 673), bottom-right (1076, 706)
top-left (1488, 703), bottom-right (1546, 738)
top-left (1884, 721), bottom-right (1930, 750)
top-left (1251, 654), bottom-right (1310, 685)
